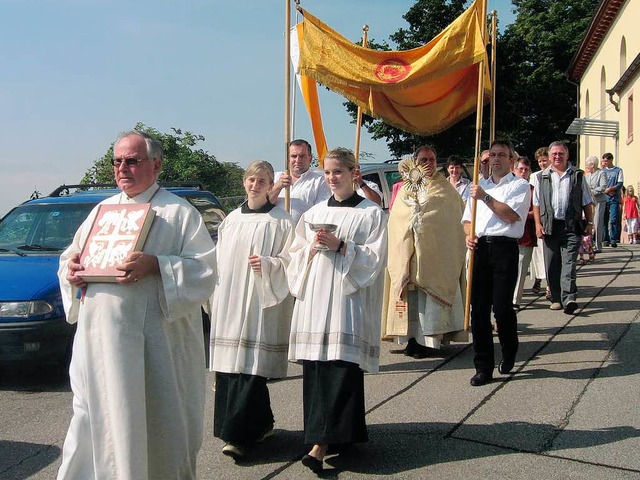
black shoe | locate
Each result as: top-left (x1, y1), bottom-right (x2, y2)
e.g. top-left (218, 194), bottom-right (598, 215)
top-left (611, 242), bottom-right (618, 248)
top-left (412, 344), bottom-right (434, 359)
top-left (603, 241), bottom-right (610, 247)
top-left (563, 300), bottom-right (578, 315)
top-left (470, 371), bottom-right (493, 386)
top-left (403, 337), bottom-right (418, 357)
top-left (302, 454), bottom-right (323, 473)
top-left (498, 359), bottom-right (515, 375)
top-left (391, 338), bottom-right (418, 355)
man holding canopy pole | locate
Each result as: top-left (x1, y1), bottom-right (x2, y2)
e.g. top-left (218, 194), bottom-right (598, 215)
top-left (462, 139), bottom-right (530, 386)
top-left (269, 139), bottom-right (331, 225)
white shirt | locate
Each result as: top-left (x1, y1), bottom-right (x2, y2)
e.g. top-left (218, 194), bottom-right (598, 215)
top-left (357, 179), bottom-right (383, 201)
top-left (274, 168), bottom-right (331, 225)
top-left (462, 173), bottom-right (531, 238)
top-left (451, 177), bottom-right (471, 202)
top-left (529, 170), bottom-right (542, 190)
top-left (532, 167), bottom-right (594, 219)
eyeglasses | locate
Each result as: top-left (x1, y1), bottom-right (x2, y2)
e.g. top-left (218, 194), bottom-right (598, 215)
top-left (111, 158), bottom-right (150, 167)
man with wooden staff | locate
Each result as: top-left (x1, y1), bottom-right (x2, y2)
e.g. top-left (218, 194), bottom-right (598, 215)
top-left (269, 139), bottom-right (331, 225)
top-left (462, 139), bottom-right (531, 386)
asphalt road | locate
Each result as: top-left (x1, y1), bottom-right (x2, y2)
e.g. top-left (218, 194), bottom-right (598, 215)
top-left (2, 246), bottom-right (640, 479)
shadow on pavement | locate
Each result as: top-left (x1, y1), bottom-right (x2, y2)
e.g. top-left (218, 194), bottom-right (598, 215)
top-left (0, 441), bottom-right (61, 480)
top-left (316, 421), bottom-right (640, 476)
top-left (0, 364), bottom-right (70, 393)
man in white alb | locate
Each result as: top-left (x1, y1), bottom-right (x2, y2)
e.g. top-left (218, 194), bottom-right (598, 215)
top-left (57, 131), bottom-right (217, 479)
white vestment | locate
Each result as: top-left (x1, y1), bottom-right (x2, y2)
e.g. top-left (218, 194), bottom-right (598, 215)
top-left (287, 198), bottom-right (388, 373)
top-left (208, 205), bottom-right (294, 378)
top-left (529, 171), bottom-right (546, 280)
top-left (57, 184), bottom-right (217, 480)
top-left (274, 169), bottom-right (331, 225)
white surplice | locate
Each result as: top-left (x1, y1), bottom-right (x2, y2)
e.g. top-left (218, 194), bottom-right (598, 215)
top-left (57, 184), bottom-right (217, 480)
top-left (287, 199), bottom-right (388, 373)
top-left (208, 205), bottom-right (294, 378)
top-left (274, 169), bottom-right (331, 225)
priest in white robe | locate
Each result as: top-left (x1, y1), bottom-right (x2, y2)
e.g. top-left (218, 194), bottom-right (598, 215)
top-left (56, 131), bottom-right (217, 480)
top-left (382, 147), bottom-right (468, 359)
top-left (287, 148), bottom-right (387, 473)
top-left (208, 161), bottom-right (294, 460)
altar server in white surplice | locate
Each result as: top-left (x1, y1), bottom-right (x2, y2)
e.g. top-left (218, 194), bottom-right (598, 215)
top-left (57, 131), bottom-right (217, 480)
top-left (287, 148), bottom-right (388, 474)
top-left (208, 161), bottom-right (294, 461)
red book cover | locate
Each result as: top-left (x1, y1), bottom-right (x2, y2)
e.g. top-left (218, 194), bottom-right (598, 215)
top-left (78, 203), bottom-right (156, 282)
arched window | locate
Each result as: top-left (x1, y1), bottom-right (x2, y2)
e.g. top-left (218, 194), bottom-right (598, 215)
top-left (620, 37), bottom-right (627, 76)
top-left (600, 67), bottom-right (606, 152)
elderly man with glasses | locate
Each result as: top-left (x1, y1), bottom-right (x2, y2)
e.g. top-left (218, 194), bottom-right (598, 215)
top-left (56, 130), bottom-right (217, 479)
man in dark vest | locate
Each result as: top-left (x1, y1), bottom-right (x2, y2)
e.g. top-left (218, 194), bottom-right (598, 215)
top-left (533, 141), bottom-right (594, 315)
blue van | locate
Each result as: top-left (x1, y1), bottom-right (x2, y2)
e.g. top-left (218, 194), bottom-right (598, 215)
top-left (0, 183), bottom-right (225, 366)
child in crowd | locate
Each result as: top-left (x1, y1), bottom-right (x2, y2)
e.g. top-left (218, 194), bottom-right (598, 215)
top-left (622, 185), bottom-right (640, 244)
top-left (578, 230), bottom-right (594, 264)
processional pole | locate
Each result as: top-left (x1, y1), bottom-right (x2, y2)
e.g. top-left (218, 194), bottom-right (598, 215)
top-left (464, 0), bottom-right (490, 331)
top-left (490, 10), bottom-right (498, 142)
top-left (284, 0), bottom-right (292, 212)
top-left (353, 25), bottom-right (369, 165)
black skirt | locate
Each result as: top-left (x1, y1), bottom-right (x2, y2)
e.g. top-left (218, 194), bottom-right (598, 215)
top-left (302, 360), bottom-right (368, 445)
top-left (213, 372), bottom-right (274, 445)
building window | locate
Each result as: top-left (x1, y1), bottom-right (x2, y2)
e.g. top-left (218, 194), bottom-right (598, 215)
top-left (627, 91), bottom-right (634, 145)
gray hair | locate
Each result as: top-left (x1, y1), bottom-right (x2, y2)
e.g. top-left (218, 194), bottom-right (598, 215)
top-left (548, 141), bottom-right (568, 153)
top-left (585, 155), bottom-right (598, 167)
top-left (115, 130), bottom-right (163, 161)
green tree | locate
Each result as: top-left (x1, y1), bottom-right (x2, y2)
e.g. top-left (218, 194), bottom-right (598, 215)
top-left (496, 0), bottom-right (598, 160)
top-left (81, 123), bottom-right (246, 198)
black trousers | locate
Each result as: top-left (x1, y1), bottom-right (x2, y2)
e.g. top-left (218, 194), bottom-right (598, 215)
top-left (302, 360), bottom-right (368, 446)
top-left (470, 237), bottom-right (519, 373)
top-left (213, 372), bottom-right (274, 445)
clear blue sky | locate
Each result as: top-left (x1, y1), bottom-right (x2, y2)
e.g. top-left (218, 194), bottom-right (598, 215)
top-left (0, 0), bottom-right (515, 216)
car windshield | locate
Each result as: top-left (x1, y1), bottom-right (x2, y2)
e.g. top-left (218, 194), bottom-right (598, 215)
top-left (0, 203), bottom-right (95, 253)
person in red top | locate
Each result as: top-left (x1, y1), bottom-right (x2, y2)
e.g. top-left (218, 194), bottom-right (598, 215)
top-left (622, 185), bottom-right (640, 244)
top-left (513, 157), bottom-right (537, 311)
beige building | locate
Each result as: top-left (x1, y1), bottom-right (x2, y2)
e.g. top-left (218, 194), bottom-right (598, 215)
top-left (566, 0), bottom-right (639, 188)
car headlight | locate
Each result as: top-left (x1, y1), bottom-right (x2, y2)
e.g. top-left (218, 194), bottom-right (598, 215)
top-left (0, 301), bottom-right (55, 318)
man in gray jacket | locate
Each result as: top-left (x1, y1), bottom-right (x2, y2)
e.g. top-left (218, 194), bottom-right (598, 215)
top-left (533, 141), bottom-right (594, 315)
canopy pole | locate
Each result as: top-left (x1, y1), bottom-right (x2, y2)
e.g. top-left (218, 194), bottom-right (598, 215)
top-left (464, 0), bottom-right (489, 331)
top-left (353, 25), bottom-right (369, 165)
top-left (284, 0), bottom-right (292, 212)
top-left (489, 10), bottom-right (498, 143)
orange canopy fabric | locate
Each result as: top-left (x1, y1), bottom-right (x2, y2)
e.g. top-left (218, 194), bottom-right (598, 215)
top-left (296, 0), bottom-right (491, 136)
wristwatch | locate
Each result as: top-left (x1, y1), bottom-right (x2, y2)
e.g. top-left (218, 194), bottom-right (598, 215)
top-left (483, 194), bottom-right (492, 203)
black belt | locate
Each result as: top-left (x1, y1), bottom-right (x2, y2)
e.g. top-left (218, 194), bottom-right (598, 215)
top-left (479, 235), bottom-right (518, 243)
